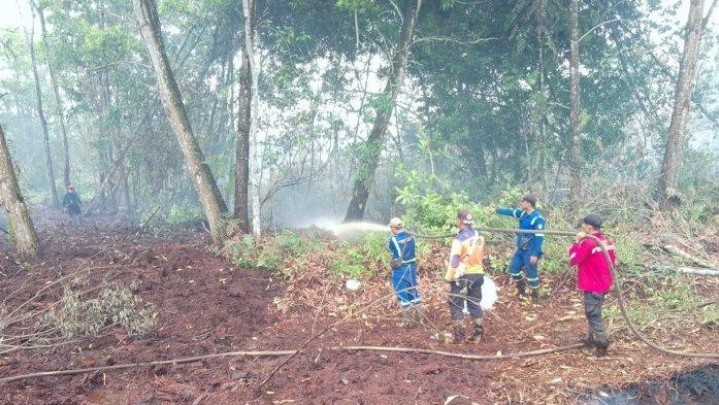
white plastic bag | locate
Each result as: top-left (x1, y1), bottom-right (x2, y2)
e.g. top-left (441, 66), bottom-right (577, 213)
top-left (462, 276), bottom-right (498, 313)
top-left (480, 276), bottom-right (498, 310)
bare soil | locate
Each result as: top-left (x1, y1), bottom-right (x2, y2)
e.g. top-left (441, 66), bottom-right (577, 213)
top-left (1, 213), bottom-right (718, 405)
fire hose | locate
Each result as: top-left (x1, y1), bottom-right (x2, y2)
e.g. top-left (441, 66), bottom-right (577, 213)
top-left (410, 226), bottom-right (719, 359)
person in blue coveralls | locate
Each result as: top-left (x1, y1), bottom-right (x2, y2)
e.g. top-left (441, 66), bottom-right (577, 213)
top-left (496, 194), bottom-right (546, 302)
top-left (387, 217), bottom-right (423, 326)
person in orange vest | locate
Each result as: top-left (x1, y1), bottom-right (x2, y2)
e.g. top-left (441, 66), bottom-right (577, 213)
top-left (444, 209), bottom-right (486, 344)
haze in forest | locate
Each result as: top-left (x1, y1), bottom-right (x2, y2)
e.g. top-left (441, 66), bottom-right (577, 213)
top-left (1, 0), bottom-right (719, 249)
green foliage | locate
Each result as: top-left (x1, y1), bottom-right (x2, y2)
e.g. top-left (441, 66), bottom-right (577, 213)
top-left (395, 169), bottom-right (488, 236)
top-left (221, 228), bottom-right (390, 281)
top-left (331, 246), bottom-right (367, 278)
top-left (166, 205), bottom-right (203, 225)
top-left (700, 305), bottom-right (719, 330)
top-left (222, 230), bottom-right (323, 276)
top-left (223, 234), bottom-right (260, 269)
top-left (367, 93), bottom-right (393, 116)
top-left (539, 240), bottom-right (569, 276)
top-left (329, 232), bottom-right (387, 279)
top-left (604, 274), bottom-right (712, 331)
top-left (647, 276), bottom-right (697, 311)
top-left (335, 0), bottom-right (374, 12)
top-left (610, 237), bottom-right (646, 276)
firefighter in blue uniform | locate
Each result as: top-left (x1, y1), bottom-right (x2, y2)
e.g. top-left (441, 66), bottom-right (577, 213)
top-left (495, 194), bottom-right (546, 301)
top-left (387, 217), bottom-right (423, 325)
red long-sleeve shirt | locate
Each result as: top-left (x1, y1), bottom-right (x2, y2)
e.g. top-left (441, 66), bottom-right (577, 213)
top-left (568, 231), bottom-right (615, 294)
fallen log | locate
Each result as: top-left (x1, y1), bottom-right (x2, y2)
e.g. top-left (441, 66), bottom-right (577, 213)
top-left (660, 244), bottom-right (715, 268)
top-left (651, 265), bottom-right (719, 277)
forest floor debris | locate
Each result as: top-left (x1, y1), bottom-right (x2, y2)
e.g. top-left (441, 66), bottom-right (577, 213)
top-left (1, 214), bottom-right (718, 404)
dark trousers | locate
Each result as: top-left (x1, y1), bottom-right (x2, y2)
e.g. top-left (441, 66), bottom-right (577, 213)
top-left (448, 274), bottom-right (484, 320)
top-left (584, 292), bottom-right (606, 337)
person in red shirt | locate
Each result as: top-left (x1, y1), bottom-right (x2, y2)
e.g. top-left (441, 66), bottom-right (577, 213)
top-left (568, 213), bottom-right (616, 356)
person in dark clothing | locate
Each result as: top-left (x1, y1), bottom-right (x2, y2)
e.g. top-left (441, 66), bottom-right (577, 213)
top-left (62, 185), bottom-right (82, 224)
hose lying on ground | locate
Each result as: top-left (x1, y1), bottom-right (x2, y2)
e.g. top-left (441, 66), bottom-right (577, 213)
top-left (414, 226), bottom-right (719, 359)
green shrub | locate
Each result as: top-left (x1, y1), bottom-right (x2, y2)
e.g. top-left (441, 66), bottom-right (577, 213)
top-left (329, 232), bottom-right (388, 279)
top-left (222, 230), bottom-right (324, 276)
top-left (223, 234), bottom-right (259, 268)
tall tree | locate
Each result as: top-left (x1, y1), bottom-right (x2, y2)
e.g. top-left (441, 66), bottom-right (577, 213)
top-left (568, 0), bottom-right (582, 207)
top-left (0, 124), bottom-right (40, 259)
top-left (234, 45), bottom-right (251, 234)
top-left (243, 0), bottom-right (261, 236)
top-left (235, 0), bottom-right (253, 234)
top-left (344, 0), bottom-right (422, 221)
top-left (657, 0), bottom-right (717, 209)
top-left (35, 2), bottom-right (71, 189)
top-left (534, 0), bottom-right (548, 187)
top-left (132, 0), bottom-right (228, 242)
top-left (27, 9), bottom-right (59, 208)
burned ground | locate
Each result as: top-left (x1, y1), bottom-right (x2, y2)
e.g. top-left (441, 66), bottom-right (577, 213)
top-left (1, 214), bottom-right (718, 405)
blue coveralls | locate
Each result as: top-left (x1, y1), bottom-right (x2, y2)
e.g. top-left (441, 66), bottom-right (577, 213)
top-left (496, 208), bottom-right (546, 289)
top-left (388, 230), bottom-right (421, 309)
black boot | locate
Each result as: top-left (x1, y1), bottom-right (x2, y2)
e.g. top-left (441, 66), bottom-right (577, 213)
top-left (450, 320), bottom-right (465, 344)
top-left (467, 318), bottom-right (484, 344)
top-left (582, 332), bottom-right (595, 347)
top-left (594, 332), bottom-right (609, 356)
top-left (515, 279), bottom-right (528, 299)
top-left (530, 287), bottom-right (540, 303)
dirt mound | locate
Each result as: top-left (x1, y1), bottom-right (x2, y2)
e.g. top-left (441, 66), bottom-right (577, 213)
top-left (1, 217), bottom-right (718, 404)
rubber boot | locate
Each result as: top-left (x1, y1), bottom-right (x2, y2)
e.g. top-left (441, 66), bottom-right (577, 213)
top-left (400, 307), bottom-right (414, 328)
top-left (515, 278), bottom-right (528, 300)
top-left (582, 332), bottom-right (595, 347)
top-left (594, 332), bottom-right (609, 356)
top-left (451, 320), bottom-right (465, 344)
top-left (411, 304), bottom-right (426, 326)
top-left (466, 318), bottom-right (484, 344)
top-left (530, 287), bottom-right (540, 303)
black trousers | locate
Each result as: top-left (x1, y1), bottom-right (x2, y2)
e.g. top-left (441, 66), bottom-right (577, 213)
top-left (584, 292), bottom-right (606, 337)
top-left (448, 274), bottom-right (484, 320)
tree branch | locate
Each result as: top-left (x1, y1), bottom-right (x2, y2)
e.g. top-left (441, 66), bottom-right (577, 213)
top-left (412, 36), bottom-right (500, 46)
top-left (702, 0), bottom-right (719, 30)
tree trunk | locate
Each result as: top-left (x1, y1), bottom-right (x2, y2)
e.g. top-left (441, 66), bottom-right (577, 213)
top-left (235, 1), bottom-right (252, 235)
top-left (0, 125), bottom-right (40, 259)
top-left (241, 0), bottom-right (261, 236)
top-left (27, 10), bottom-right (59, 208)
top-left (344, 0), bottom-right (422, 222)
top-left (535, 0), bottom-right (547, 188)
top-left (132, 0), bottom-right (228, 242)
top-left (657, 0), bottom-right (706, 210)
top-left (83, 140), bottom-right (134, 214)
top-left (568, 0), bottom-right (582, 208)
top-left (37, 4), bottom-right (71, 189)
